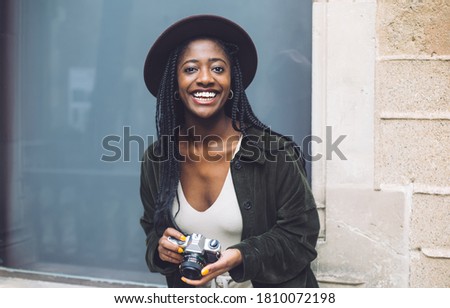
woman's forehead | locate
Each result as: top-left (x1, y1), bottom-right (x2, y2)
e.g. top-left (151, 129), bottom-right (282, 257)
top-left (179, 38), bottom-right (231, 62)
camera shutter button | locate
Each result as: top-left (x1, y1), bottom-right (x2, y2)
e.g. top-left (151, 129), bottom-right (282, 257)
top-left (209, 239), bottom-right (219, 249)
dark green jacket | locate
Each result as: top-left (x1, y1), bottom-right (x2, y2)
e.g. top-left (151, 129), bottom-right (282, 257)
top-left (140, 127), bottom-right (320, 287)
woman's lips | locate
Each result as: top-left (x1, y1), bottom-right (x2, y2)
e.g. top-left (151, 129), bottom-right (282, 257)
top-left (191, 91), bottom-right (219, 105)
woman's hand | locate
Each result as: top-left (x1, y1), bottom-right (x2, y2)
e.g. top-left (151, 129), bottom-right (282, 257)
top-left (157, 228), bottom-right (185, 264)
top-left (181, 248), bottom-right (243, 286)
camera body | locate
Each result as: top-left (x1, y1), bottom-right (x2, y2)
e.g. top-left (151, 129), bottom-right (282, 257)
top-left (168, 233), bottom-right (221, 280)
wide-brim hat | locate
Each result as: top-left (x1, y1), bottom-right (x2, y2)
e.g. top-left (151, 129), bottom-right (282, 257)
top-left (144, 14), bottom-right (258, 97)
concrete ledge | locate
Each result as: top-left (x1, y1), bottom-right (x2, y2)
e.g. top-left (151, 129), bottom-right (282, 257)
top-left (0, 276), bottom-right (86, 288)
top-left (0, 267), bottom-right (163, 288)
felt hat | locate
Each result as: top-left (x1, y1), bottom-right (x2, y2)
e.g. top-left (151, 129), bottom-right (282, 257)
top-left (143, 14), bottom-right (258, 97)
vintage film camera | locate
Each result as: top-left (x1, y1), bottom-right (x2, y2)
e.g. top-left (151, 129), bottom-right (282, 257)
top-left (168, 233), bottom-right (221, 280)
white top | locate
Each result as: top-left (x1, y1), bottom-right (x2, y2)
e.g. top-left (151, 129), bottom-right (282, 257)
top-left (172, 136), bottom-right (252, 288)
top-left (174, 168), bottom-right (243, 251)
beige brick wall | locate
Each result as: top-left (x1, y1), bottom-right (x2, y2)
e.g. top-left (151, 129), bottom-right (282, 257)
top-left (410, 194), bottom-right (450, 287)
top-left (376, 120), bottom-right (449, 186)
top-left (312, 0), bottom-right (448, 287)
top-left (312, 0), bottom-right (413, 287)
top-left (375, 0), bottom-right (450, 287)
top-left (377, 0), bottom-right (450, 56)
top-left (376, 61), bottom-right (449, 116)
top-left (411, 194), bottom-right (450, 248)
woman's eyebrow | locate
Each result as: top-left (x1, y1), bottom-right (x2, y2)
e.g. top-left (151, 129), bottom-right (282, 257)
top-left (208, 57), bottom-right (228, 64)
top-left (180, 58), bottom-right (228, 66)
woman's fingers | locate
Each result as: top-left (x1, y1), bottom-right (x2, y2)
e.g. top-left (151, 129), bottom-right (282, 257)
top-left (157, 228), bottom-right (186, 264)
top-left (180, 263), bottom-right (221, 286)
top-left (181, 249), bottom-right (243, 286)
top-left (163, 227), bottom-right (186, 241)
top-left (157, 244), bottom-right (183, 263)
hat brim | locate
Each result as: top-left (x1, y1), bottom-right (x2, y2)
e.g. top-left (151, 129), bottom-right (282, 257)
top-left (144, 15), bottom-right (257, 97)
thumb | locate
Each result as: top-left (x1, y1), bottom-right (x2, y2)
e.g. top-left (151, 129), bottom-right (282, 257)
top-left (200, 263), bottom-right (215, 277)
top-left (200, 249), bottom-right (243, 277)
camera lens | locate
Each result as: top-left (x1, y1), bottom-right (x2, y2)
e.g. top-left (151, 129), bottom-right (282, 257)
top-left (179, 253), bottom-right (206, 280)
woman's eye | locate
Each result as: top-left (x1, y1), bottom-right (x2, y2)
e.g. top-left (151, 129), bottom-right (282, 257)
top-left (212, 67), bottom-right (225, 73)
top-left (184, 67), bottom-right (197, 73)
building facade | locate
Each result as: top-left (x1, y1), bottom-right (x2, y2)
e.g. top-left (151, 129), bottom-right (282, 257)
top-left (313, 0), bottom-right (449, 287)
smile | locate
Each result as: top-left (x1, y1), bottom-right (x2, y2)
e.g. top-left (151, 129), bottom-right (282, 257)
top-left (192, 91), bottom-right (218, 103)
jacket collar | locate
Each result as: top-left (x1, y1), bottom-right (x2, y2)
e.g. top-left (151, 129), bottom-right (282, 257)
top-left (235, 126), bottom-right (290, 164)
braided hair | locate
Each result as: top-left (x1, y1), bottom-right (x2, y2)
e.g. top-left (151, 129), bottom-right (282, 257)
top-left (153, 38), bottom-right (268, 235)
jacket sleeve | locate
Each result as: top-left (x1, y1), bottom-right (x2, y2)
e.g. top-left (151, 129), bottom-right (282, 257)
top-left (139, 147), bottom-right (177, 275)
top-left (229, 144), bottom-right (320, 285)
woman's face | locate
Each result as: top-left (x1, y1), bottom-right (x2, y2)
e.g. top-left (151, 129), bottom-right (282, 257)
top-left (177, 38), bottom-right (231, 120)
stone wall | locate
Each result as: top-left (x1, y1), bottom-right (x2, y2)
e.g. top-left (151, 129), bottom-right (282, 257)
top-left (375, 0), bottom-right (450, 287)
top-left (312, 0), bottom-right (449, 287)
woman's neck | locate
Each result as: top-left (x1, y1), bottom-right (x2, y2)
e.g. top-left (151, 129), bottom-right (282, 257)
top-left (179, 112), bottom-right (241, 160)
top-left (182, 111), bottom-right (237, 141)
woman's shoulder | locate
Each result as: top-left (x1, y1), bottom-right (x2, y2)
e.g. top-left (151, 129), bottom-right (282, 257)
top-left (243, 126), bottom-right (307, 175)
top-left (245, 126), bottom-right (300, 153)
top-left (141, 139), bottom-right (165, 164)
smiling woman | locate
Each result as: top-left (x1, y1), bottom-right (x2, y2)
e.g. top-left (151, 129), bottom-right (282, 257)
top-left (177, 39), bottom-right (232, 120)
top-left (140, 15), bottom-right (319, 288)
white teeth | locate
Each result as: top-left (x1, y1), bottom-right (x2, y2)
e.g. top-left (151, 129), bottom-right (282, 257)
top-left (193, 91), bottom-right (217, 98)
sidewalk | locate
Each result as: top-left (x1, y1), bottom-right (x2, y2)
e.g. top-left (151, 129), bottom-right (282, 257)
top-left (0, 267), bottom-right (163, 288)
top-left (0, 276), bottom-right (87, 288)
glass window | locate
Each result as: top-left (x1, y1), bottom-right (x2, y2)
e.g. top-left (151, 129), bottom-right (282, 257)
top-left (3, 0), bottom-right (312, 285)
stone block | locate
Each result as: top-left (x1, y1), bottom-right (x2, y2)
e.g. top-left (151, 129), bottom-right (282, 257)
top-left (411, 194), bottom-right (450, 248)
top-left (322, 1), bottom-right (377, 186)
top-left (376, 60), bottom-right (450, 115)
top-left (375, 120), bottom-right (450, 186)
top-left (377, 0), bottom-right (450, 56)
top-left (316, 186), bottom-right (409, 287)
top-left (410, 249), bottom-right (450, 287)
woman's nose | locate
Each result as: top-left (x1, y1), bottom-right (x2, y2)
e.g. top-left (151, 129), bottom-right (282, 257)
top-left (196, 69), bottom-right (214, 86)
